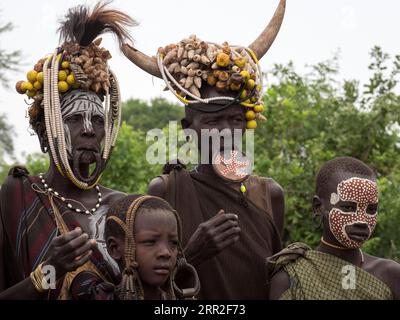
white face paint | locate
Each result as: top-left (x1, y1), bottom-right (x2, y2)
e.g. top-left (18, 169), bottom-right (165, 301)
top-left (328, 177), bottom-right (379, 248)
top-left (60, 91), bottom-right (105, 157)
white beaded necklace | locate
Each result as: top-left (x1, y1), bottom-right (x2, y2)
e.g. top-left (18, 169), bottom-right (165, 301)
top-left (39, 173), bottom-right (102, 215)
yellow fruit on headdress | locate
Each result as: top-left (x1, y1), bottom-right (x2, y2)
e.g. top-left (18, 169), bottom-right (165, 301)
top-left (240, 70), bottom-right (250, 80)
top-left (26, 89), bottom-right (36, 98)
top-left (234, 58), bottom-right (246, 68)
top-left (58, 81), bottom-right (69, 93)
top-left (251, 96), bottom-right (258, 103)
top-left (256, 84), bottom-right (262, 91)
top-left (216, 52), bottom-right (230, 67)
top-left (66, 74), bottom-right (76, 85)
top-left (33, 81), bottom-right (42, 90)
top-left (15, 81), bottom-right (26, 94)
top-left (254, 105), bottom-right (265, 113)
top-left (36, 72), bottom-right (44, 84)
top-left (27, 70), bottom-right (38, 82)
top-left (245, 110), bottom-right (256, 120)
top-left (246, 79), bottom-right (256, 90)
top-left (58, 70), bottom-right (67, 81)
top-left (246, 120), bottom-right (257, 129)
top-left (207, 75), bottom-right (217, 86)
top-left (21, 81), bottom-right (33, 91)
top-left (230, 83), bottom-right (241, 91)
top-left (240, 89), bottom-right (248, 99)
top-left (61, 61), bottom-right (70, 69)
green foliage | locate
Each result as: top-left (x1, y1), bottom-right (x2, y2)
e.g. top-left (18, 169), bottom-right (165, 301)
top-left (0, 19), bottom-right (21, 87)
top-left (121, 97), bottom-right (184, 132)
top-left (254, 46), bottom-right (400, 260)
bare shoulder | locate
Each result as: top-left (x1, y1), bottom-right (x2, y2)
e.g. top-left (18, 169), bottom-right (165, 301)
top-left (147, 176), bottom-right (167, 198)
top-left (268, 269), bottom-right (290, 300)
top-left (364, 253), bottom-right (400, 299)
top-left (98, 186), bottom-right (126, 206)
top-left (268, 178), bottom-right (284, 199)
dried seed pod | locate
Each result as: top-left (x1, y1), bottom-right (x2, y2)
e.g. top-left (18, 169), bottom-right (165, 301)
top-left (200, 55), bottom-right (211, 65)
top-left (180, 66), bottom-right (188, 75)
top-left (177, 45), bottom-right (185, 59)
top-left (81, 49), bottom-right (90, 57)
top-left (207, 46), bottom-right (216, 61)
top-left (195, 48), bottom-right (202, 55)
top-left (74, 57), bottom-right (83, 64)
top-left (84, 66), bottom-right (96, 74)
top-left (179, 78), bottom-right (186, 86)
top-left (194, 76), bottom-right (202, 89)
top-left (79, 55), bottom-right (89, 63)
top-left (193, 54), bottom-right (201, 62)
top-left (168, 62), bottom-right (179, 73)
top-left (83, 57), bottom-right (94, 69)
top-left (93, 38), bottom-right (102, 46)
top-left (94, 57), bottom-right (103, 64)
top-left (188, 50), bottom-right (195, 60)
top-left (185, 76), bottom-right (194, 89)
top-left (256, 113), bottom-right (267, 121)
top-left (158, 47), bottom-right (166, 55)
top-left (164, 48), bottom-right (177, 65)
top-left (211, 62), bottom-right (219, 69)
top-left (185, 43), bottom-right (194, 50)
top-left (230, 72), bottom-right (244, 84)
top-left (189, 85), bottom-right (201, 97)
top-left (202, 72), bottom-right (209, 81)
top-left (187, 69), bottom-right (196, 77)
top-left (180, 59), bottom-right (189, 67)
top-left (232, 66), bottom-right (240, 73)
top-left (195, 69), bottom-right (203, 77)
top-left (187, 62), bottom-right (200, 69)
top-left (213, 70), bottom-right (221, 78)
top-left (183, 50), bottom-right (188, 59)
top-left (15, 81), bottom-right (25, 94)
top-left (174, 65), bottom-right (181, 74)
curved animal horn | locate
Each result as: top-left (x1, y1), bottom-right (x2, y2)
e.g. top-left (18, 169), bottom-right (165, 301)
top-left (122, 43), bottom-right (161, 78)
top-left (249, 0), bottom-right (286, 60)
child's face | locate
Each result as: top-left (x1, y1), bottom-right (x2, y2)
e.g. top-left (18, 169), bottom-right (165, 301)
top-left (320, 171), bottom-right (378, 248)
top-left (135, 208), bottom-right (178, 288)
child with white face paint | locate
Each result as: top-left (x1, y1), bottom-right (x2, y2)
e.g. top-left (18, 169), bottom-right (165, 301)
top-left (267, 157), bottom-right (400, 300)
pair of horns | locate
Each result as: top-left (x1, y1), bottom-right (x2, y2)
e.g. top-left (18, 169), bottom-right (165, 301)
top-left (122, 0), bottom-right (286, 78)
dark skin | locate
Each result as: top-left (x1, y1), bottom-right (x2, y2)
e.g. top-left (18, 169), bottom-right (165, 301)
top-left (107, 208), bottom-right (178, 300)
top-left (148, 86), bottom-right (284, 267)
top-left (0, 94), bottom-right (125, 299)
top-left (269, 171), bottom-right (400, 300)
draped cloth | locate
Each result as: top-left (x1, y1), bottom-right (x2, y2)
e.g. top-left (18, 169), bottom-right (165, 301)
top-left (0, 168), bottom-right (117, 299)
top-left (267, 242), bottom-right (393, 300)
top-left (155, 167), bottom-right (281, 299)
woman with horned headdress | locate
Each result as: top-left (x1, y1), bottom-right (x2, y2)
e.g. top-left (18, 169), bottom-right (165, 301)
top-left (123, 0), bottom-right (286, 299)
top-left (0, 2), bottom-right (136, 299)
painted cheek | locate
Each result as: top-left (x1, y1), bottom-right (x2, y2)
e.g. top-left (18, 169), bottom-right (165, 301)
top-left (329, 209), bottom-right (361, 248)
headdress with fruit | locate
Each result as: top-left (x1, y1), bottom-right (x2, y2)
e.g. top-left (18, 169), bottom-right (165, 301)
top-left (122, 0), bottom-right (286, 130)
top-left (15, 1), bottom-right (136, 190)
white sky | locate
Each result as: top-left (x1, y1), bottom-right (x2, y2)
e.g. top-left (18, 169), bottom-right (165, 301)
top-left (0, 0), bottom-right (399, 159)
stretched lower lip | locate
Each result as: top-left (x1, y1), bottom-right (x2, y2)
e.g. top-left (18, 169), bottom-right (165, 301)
top-left (153, 268), bottom-right (169, 275)
top-left (348, 234), bottom-right (369, 242)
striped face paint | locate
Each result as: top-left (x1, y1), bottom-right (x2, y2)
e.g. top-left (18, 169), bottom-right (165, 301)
top-left (60, 91), bottom-right (104, 157)
top-left (328, 177), bottom-right (378, 248)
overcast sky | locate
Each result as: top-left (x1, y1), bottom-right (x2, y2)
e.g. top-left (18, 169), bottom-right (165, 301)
top-left (1, 0), bottom-right (399, 158)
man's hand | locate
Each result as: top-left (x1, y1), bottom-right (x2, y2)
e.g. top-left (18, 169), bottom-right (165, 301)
top-left (184, 209), bottom-right (240, 267)
top-left (44, 227), bottom-right (96, 278)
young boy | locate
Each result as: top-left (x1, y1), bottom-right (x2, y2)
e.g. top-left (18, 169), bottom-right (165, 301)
top-left (267, 157), bottom-right (400, 300)
top-left (70, 195), bottom-right (199, 300)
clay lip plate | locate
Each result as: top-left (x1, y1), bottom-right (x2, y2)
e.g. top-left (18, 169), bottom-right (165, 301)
top-left (212, 150), bottom-right (252, 182)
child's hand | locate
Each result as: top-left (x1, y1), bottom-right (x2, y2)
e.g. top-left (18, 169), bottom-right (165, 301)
top-left (183, 209), bottom-right (240, 267)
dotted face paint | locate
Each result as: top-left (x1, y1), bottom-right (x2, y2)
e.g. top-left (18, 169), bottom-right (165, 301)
top-left (328, 177), bottom-right (378, 248)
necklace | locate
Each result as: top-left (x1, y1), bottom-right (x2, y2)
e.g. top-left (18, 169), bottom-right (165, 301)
top-left (39, 174), bottom-right (102, 215)
top-left (320, 237), bottom-right (364, 264)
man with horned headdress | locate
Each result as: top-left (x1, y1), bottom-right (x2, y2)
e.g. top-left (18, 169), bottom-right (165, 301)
top-left (123, 0), bottom-right (286, 299)
top-left (0, 2), bottom-right (136, 299)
